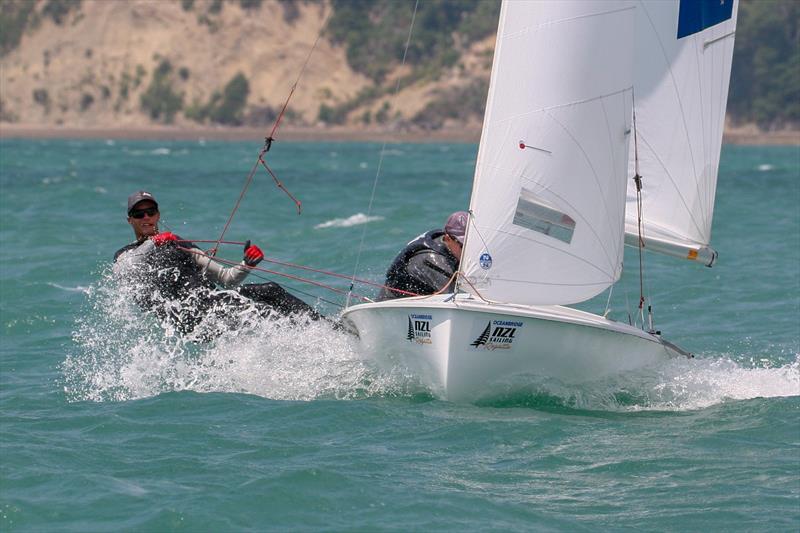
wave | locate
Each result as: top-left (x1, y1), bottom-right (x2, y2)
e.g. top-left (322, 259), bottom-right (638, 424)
top-left (476, 355), bottom-right (800, 412)
top-left (48, 282), bottom-right (90, 294)
top-left (314, 213), bottom-right (384, 229)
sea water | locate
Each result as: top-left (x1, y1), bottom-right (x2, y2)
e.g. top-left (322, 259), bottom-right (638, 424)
top-left (0, 138), bottom-right (798, 531)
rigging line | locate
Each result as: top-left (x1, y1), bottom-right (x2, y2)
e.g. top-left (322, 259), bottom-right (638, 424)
top-left (603, 284), bottom-right (614, 318)
top-left (455, 210), bottom-right (487, 295)
top-left (258, 154), bottom-right (302, 214)
top-left (269, 9), bottom-right (331, 143)
top-left (178, 246), bottom-right (372, 302)
top-left (177, 240), bottom-right (350, 308)
top-left (345, 0), bottom-right (420, 309)
top-left (456, 273), bottom-right (493, 305)
top-left (212, 147), bottom-right (266, 257)
top-left (179, 239), bottom-right (413, 293)
top-left (243, 268), bottom-right (344, 309)
top-left (632, 89), bottom-right (648, 326)
top-left (212, 10), bottom-right (330, 253)
top-left (175, 238), bottom-right (422, 296)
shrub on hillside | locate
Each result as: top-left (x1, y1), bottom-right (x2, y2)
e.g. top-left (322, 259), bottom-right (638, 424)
top-left (209, 73), bottom-right (249, 125)
top-left (140, 60), bottom-right (184, 123)
top-left (42, 0), bottom-right (82, 25)
top-left (729, 0), bottom-right (800, 129)
top-left (0, 0), bottom-right (36, 56)
top-left (185, 73), bottom-right (250, 126)
top-left (32, 88), bottom-right (50, 111)
top-left (412, 80), bottom-right (488, 129)
top-left (326, 0), bottom-right (500, 83)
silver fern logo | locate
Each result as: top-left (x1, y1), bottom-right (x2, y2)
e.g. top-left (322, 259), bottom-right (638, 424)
top-left (470, 320), bottom-right (522, 350)
top-left (406, 314), bottom-right (432, 344)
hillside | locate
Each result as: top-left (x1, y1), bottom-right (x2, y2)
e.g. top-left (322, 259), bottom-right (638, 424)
top-left (0, 0), bottom-right (797, 140)
top-left (0, 0), bottom-right (494, 132)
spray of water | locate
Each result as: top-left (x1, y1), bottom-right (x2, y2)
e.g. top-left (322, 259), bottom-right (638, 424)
top-left (63, 268), bottom-right (416, 402)
top-left (476, 354), bottom-right (800, 411)
top-left (65, 269), bottom-right (799, 410)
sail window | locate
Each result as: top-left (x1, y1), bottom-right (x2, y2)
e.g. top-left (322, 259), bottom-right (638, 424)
top-left (513, 188), bottom-right (575, 244)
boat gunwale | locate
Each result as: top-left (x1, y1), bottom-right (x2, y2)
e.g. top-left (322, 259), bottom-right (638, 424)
top-left (342, 293), bottom-right (668, 347)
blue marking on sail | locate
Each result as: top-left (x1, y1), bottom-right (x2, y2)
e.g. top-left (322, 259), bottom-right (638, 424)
top-left (677, 0), bottom-right (734, 39)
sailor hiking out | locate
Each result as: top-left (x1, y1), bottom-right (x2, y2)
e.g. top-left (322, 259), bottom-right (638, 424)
top-left (114, 190), bottom-right (321, 337)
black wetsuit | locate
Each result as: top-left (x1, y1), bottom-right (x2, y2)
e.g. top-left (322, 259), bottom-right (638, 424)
top-left (379, 230), bottom-right (460, 300)
top-left (114, 238), bottom-right (320, 335)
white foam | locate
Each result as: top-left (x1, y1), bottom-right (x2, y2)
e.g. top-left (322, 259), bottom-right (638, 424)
top-left (638, 354), bottom-right (800, 410)
top-left (150, 148), bottom-right (171, 155)
top-left (757, 164), bottom-right (774, 171)
top-left (48, 282), bottom-right (90, 294)
top-left (314, 213), bottom-right (384, 229)
top-left (63, 272), bottom-right (409, 403)
top-left (545, 354), bottom-right (800, 412)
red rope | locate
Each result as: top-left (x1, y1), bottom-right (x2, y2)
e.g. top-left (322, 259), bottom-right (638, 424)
top-left (179, 246), bottom-right (373, 302)
top-left (259, 154), bottom-right (302, 214)
top-left (211, 151), bottom-right (265, 256)
top-left (212, 12), bottom-right (329, 251)
top-left (176, 239), bottom-right (421, 298)
top-left (268, 10), bottom-right (327, 141)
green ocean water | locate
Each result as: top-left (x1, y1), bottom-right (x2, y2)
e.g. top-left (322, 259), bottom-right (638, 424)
top-left (0, 138), bottom-right (798, 531)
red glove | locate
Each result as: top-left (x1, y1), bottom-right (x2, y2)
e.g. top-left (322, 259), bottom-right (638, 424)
top-left (243, 240), bottom-right (264, 267)
top-left (152, 232), bottom-right (178, 246)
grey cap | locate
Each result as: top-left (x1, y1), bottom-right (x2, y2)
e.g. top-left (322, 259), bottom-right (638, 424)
top-left (127, 190), bottom-right (158, 213)
top-left (444, 211), bottom-right (468, 243)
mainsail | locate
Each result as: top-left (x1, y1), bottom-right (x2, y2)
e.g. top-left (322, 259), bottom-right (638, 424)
top-left (625, 0), bottom-right (739, 266)
top-left (461, 0), bottom-right (636, 306)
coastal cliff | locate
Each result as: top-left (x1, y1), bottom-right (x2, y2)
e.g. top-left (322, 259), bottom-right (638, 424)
top-left (1, 0), bottom-right (797, 143)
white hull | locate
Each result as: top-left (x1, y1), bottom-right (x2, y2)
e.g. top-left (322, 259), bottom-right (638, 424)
top-left (341, 294), bottom-right (688, 402)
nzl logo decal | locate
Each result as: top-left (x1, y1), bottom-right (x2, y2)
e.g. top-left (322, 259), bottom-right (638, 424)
top-left (407, 314), bottom-right (432, 344)
top-left (470, 320), bottom-right (523, 350)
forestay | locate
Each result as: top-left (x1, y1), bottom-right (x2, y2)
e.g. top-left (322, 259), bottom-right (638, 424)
top-left (625, 0), bottom-right (738, 265)
top-left (461, 0), bottom-right (635, 306)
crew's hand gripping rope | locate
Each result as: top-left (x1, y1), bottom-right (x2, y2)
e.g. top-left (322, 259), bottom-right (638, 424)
top-left (175, 239), bottom-right (423, 304)
top-left (210, 11), bottom-right (329, 256)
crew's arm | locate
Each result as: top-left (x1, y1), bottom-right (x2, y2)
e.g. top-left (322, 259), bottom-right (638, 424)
top-left (190, 251), bottom-right (251, 289)
top-left (406, 252), bottom-right (456, 294)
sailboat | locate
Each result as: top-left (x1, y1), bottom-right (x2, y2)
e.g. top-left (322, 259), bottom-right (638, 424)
top-left (340, 0), bottom-right (738, 402)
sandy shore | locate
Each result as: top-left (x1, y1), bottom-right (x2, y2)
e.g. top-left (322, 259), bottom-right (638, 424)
top-left (1, 122), bottom-right (797, 145)
top-left (0, 123), bottom-right (482, 143)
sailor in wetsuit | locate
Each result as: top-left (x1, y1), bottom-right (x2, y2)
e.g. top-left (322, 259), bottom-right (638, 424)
top-left (379, 211), bottom-right (467, 300)
top-left (113, 190), bottom-right (320, 335)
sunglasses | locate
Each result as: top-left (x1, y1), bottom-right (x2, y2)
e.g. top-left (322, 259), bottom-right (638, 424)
top-left (446, 234), bottom-right (463, 246)
top-left (129, 207), bottom-right (159, 219)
